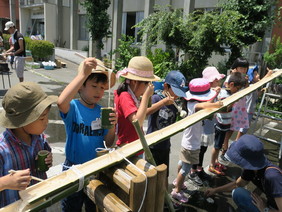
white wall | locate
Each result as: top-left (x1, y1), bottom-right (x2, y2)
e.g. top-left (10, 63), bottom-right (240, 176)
top-left (20, 8), bottom-right (31, 37)
top-left (62, 6), bottom-right (70, 48)
top-left (44, 3), bottom-right (57, 45)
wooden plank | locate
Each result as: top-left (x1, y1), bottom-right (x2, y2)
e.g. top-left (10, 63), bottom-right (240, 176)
top-left (1, 69), bottom-right (281, 211)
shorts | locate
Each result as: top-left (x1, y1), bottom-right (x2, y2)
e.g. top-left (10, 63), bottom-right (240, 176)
top-left (180, 147), bottom-right (200, 165)
top-left (14, 56), bottom-right (25, 78)
top-left (214, 127), bottom-right (228, 149)
top-left (201, 133), bottom-right (214, 147)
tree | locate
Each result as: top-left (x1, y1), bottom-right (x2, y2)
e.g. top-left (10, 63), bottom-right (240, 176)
top-left (136, 1), bottom-right (276, 77)
top-left (136, 6), bottom-right (244, 76)
top-left (220, 0), bottom-right (276, 66)
top-left (81, 0), bottom-right (111, 59)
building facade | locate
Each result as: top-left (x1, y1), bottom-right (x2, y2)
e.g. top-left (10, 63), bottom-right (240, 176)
top-left (2, 0), bottom-right (282, 66)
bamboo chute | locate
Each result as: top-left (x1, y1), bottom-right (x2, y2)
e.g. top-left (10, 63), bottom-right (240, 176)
top-left (1, 70), bottom-right (281, 211)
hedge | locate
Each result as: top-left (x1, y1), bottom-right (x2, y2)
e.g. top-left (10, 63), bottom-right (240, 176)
top-left (2, 34), bottom-right (54, 61)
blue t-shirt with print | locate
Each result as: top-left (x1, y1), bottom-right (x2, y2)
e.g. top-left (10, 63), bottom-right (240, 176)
top-left (60, 99), bottom-right (108, 164)
top-left (147, 92), bottom-right (178, 150)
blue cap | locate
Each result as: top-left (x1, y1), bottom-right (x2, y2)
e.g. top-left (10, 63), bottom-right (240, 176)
top-left (247, 65), bottom-right (258, 83)
top-left (165, 70), bottom-right (188, 98)
top-left (226, 135), bottom-right (268, 170)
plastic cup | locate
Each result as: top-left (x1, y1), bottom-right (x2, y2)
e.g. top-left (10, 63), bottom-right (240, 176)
top-left (101, 107), bottom-right (114, 129)
top-left (36, 150), bottom-right (49, 172)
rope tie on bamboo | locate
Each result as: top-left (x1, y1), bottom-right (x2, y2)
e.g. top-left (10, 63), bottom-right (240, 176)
top-left (62, 163), bottom-right (84, 192)
top-left (71, 165), bottom-right (84, 191)
top-left (97, 142), bottom-right (148, 212)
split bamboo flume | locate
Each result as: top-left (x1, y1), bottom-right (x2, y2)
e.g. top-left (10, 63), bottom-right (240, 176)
top-left (1, 69), bottom-right (282, 212)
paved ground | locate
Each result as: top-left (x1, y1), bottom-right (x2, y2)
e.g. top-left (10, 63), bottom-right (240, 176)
top-left (0, 48), bottom-right (281, 211)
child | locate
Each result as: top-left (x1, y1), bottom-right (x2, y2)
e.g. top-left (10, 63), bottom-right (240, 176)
top-left (235, 66), bottom-right (273, 140)
top-left (172, 78), bottom-right (222, 203)
top-left (57, 58), bottom-right (117, 211)
top-left (146, 70), bottom-right (188, 183)
top-left (0, 82), bottom-right (56, 207)
top-left (208, 72), bottom-right (246, 176)
top-left (220, 58), bottom-right (250, 161)
top-left (114, 56), bottom-right (159, 147)
top-left (188, 67), bottom-right (225, 185)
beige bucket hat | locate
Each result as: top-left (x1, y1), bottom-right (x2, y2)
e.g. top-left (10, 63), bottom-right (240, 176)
top-left (0, 82), bottom-right (58, 129)
top-left (116, 56), bottom-right (160, 82)
top-left (78, 59), bottom-right (116, 89)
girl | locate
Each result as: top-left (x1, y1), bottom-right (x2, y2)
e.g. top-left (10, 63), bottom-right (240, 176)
top-left (172, 78), bottom-right (222, 203)
top-left (114, 56), bottom-right (159, 146)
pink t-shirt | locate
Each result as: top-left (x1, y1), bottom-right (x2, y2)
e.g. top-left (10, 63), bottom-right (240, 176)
top-left (114, 90), bottom-right (138, 146)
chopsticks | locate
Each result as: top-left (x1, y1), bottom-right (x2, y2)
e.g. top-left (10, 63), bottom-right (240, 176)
top-left (74, 52), bottom-right (113, 72)
top-left (8, 169), bottom-right (44, 182)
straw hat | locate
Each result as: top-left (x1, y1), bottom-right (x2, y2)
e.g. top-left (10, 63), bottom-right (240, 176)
top-left (78, 59), bottom-right (116, 89)
top-left (0, 82), bottom-right (58, 129)
top-left (116, 56), bottom-right (160, 82)
top-left (186, 78), bottom-right (217, 101)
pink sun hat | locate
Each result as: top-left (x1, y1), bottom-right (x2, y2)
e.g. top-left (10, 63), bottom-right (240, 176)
top-left (202, 66), bottom-right (225, 82)
top-left (186, 78), bottom-right (217, 101)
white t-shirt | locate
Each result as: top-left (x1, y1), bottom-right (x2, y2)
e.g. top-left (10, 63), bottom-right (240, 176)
top-left (181, 101), bottom-right (203, 150)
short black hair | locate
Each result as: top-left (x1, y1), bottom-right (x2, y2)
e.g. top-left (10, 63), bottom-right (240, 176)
top-left (231, 57), bottom-right (249, 70)
top-left (83, 73), bottom-right (108, 86)
top-left (228, 72), bottom-right (247, 87)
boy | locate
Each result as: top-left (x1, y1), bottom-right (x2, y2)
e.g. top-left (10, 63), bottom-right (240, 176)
top-left (57, 58), bottom-right (117, 212)
top-left (0, 82), bottom-right (56, 207)
top-left (146, 70), bottom-right (188, 183)
top-left (208, 72), bottom-right (246, 175)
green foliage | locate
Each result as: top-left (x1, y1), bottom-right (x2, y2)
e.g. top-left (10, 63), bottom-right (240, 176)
top-left (136, 6), bottom-right (244, 74)
top-left (264, 36), bottom-right (282, 69)
top-left (146, 48), bottom-right (177, 79)
top-left (81, 0), bottom-right (111, 49)
top-left (112, 35), bottom-right (140, 71)
top-left (29, 40), bottom-right (54, 61)
top-left (136, 1), bottom-right (276, 76)
top-left (2, 34), bottom-right (10, 50)
top-left (220, 0), bottom-right (276, 65)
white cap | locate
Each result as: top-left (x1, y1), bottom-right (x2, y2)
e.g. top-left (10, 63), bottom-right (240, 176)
top-left (4, 21), bottom-right (15, 31)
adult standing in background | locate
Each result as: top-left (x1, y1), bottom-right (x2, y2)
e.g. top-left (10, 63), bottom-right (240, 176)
top-left (4, 21), bottom-right (26, 82)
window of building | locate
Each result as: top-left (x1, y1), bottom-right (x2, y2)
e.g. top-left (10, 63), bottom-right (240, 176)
top-left (79, 14), bottom-right (89, 41)
top-left (122, 11), bottom-right (144, 43)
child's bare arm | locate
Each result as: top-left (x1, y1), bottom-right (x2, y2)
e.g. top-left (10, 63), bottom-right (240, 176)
top-left (128, 83), bottom-right (154, 126)
top-left (0, 169), bottom-right (31, 191)
top-left (195, 101), bottom-right (223, 112)
top-left (57, 58), bottom-right (97, 114)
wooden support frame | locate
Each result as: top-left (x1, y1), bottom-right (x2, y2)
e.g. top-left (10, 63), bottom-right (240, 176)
top-left (1, 70), bottom-right (281, 212)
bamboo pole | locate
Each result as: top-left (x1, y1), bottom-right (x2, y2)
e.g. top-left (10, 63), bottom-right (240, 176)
top-left (143, 168), bottom-right (157, 212)
top-left (1, 70), bottom-right (281, 212)
top-left (129, 174), bottom-right (146, 212)
top-left (154, 164), bottom-right (167, 212)
top-left (86, 179), bottom-right (132, 212)
top-left (131, 120), bottom-right (175, 212)
top-left (105, 168), bottom-right (132, 194)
